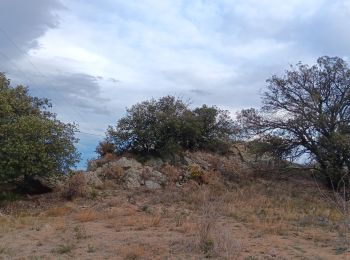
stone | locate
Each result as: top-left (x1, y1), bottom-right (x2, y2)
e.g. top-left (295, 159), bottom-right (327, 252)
top-left (183, 156), bottom-right (194, 165)
top-left (144, 157), bottom-right (164, 169)
top-left (87, 160), bottom-right (99, 171)
top-left (124, 168), bottom-right (142, 188)
top-left (114, 157), bottom-right (142, 169)
top-left (142, 167), bottom-right (167, 189)
top-left (144, 180), bottom-right (161, 189)
top-left (84, 172), bottom-right (104, 189)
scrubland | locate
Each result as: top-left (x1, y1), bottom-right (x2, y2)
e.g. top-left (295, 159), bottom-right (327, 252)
top-left (0, 151), bottom-right (349, 259)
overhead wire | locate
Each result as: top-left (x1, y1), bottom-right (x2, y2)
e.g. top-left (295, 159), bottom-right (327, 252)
top-left (0, 27), bottom-right (105, 138)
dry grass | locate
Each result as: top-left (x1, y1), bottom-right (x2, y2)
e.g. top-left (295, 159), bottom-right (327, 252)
top-left (120, 244), bottom-right (147, 260)
top-left (103, 165), bottom-right (125, 181)
top-left (61, 172), bottom-right (87, 200)
top-left (0, 150), bottom-right (347, 259)
top-left (73, 208), bottom-right (98, 222)
top-left (219, 181), bottom-right (343, 235)
top-left (46, 206), bottom-right (72, 217)
top-left (161, 163), bottom-right (180, 183)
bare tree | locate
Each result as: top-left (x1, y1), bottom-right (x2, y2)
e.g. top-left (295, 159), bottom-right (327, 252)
top-left (238, 56), bottom-right (350, 188)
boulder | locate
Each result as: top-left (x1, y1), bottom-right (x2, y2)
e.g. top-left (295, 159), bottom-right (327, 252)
top-left (87, 160), bottom-right (99, 171)
top-left (84, 172), bottom-right (104, 189)
top-left (124, 168), bottom-right (142, 188)
top-left (144, 157), bottom-right (164, 169)
top-left (114, 157), bottom-right (142, 170)
top-left (142, 167), bottom-right (167, 189)
top-left (144, 180), bottom-right (161, 189)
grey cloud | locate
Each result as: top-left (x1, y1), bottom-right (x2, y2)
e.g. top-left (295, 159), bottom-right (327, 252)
top-left (0, 0), bottom-right (63, 57)
top-left (295, 2), bottom-right (350, 56)
top-left (108, 77), bottom-right (121, 83)
top-left (32, 73), bottom-right (111, 116)
top-left (190, 89), bottom-right (211, 96)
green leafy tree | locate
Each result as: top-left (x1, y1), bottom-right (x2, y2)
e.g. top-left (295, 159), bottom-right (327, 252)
top-left (0, 73), bottom-right (80, 185)
top-left (102, 96), bottom-right (236, 157)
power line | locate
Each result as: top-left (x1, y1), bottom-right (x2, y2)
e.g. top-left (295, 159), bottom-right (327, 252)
top-left (0, 51), bottom-right (38, 87)
top-left (0, 28), bottom-right (105, 139)
top-left (0, 27), bottom-right (46, 79)
top-left (76, 130), bottom-right (105, 138)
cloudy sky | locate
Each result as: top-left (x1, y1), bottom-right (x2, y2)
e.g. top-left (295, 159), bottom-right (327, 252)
top-left (1, 0), bottom-right (349, 167)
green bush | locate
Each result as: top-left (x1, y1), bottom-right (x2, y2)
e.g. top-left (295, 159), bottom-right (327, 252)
top-left (0, 73), bottom-right (80, 186)
top-left (101, 96), bottom-right (236, 157)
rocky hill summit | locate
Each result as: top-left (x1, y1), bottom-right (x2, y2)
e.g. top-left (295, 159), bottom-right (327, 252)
top-left (68, 145), bottom-right (252, 199)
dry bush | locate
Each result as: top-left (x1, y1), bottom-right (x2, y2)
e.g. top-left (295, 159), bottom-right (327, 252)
top-left (212, 226), bottom-right (243, 259)
top-left (103, 165), bottom-right (125, 181)
top-left (61, 173), bottom-right (87, 200)
top-left (87, 153), bottom-right (118, 171)
top-left (74, 208), bottom-right (98, 222)
top-left (161, 164), bottom-right (180, 183)
top-left (96, 141), bottom-right (114, 157)
top-left (187, 164), bottom-right (205, 184)
top-left (196, 187), bottom-right (218, 256)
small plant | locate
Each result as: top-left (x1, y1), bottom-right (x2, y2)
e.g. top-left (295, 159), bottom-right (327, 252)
top-left (0, 191), bottom-right (19, 203)
top-left (74, 225), bottom-right (88, 240)
top-left (54, 244), bottom-right (74, 254)
top-left (87, 244), bottom-right (96, 253)
top-left (90, 189), bottom-right (98, 199)
top-left (0, 245), bottom-right (7, 254)
top-left (188, 164), bottom-right (206, 184)
top-left (201, 238), bottom-right (214, 254)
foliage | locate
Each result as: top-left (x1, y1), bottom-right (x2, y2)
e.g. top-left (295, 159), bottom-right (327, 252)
top-left (0, 73), bottom-right (80, 185)
top-left (103, 95), bottom-right (236, 157)
top-left (238, 56), bottom-right (350, 187)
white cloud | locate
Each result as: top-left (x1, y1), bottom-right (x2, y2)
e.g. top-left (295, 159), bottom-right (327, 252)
top-left (1, 0), bottom-right (350, 165)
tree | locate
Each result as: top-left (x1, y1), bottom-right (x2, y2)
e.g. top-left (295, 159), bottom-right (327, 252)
top-left (0, 73), bottom-right (80, 186)
top-left (103, 96), bottom-right (236, 157)
top-left (192, 105), bottom-right (236, 152)
top-left (238, 57), bottom-right (350, 187)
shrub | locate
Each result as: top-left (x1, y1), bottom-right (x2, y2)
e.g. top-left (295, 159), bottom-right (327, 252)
top-left (0, 73), bottom-right (80, 186)
top-left (61, 173), bottom-right (86, 200)
top-left (95, 141), bottom-right (115, 157)
top-left (103, 96), bottom-right (236, 157)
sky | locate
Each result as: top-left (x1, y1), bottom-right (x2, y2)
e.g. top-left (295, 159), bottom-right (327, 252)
top-left (1, 0), bottom-right (350, 168)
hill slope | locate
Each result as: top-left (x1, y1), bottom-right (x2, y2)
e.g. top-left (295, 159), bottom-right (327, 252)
top-left (0, 149), bottom-right (349, 259)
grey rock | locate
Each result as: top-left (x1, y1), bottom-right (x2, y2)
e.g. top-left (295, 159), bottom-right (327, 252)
top-left (124, 168), bottom-right (142, 188)
top-left (142, 167), bottom-right (167, 189)
top-left (144, 180), bottom-right (161, 189)
top-left (87, 160), bottom-right (99, 171)
top-left (183, 156), bottom-right (194, 165)
top-left (144, 157), bottom-right (164, 169)
top-left (84, 172), bottom-right (104, 189)
top-left (114, 157), bottom-right (142, 169)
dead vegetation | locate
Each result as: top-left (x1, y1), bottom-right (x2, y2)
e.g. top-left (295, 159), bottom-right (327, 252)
top-left (0, 150), bottom-right (349, 259)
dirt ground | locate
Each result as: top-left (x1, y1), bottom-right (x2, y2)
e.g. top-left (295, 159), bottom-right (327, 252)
top-left (0, 171), bottom-right (349, 259)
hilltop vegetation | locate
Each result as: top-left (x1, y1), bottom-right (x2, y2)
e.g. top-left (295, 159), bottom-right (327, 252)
top-left (0, 73), bottom-right (79, 193)
top-left (99, 95), bottom-right (236, 157)
top-left (0, 57), bottom-right (349, 259)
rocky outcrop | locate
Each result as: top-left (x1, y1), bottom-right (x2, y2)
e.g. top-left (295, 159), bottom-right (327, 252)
top-left (84, 172), bottom-right (104, 189)
top-left (86, 157), bottom-right (167, 189)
